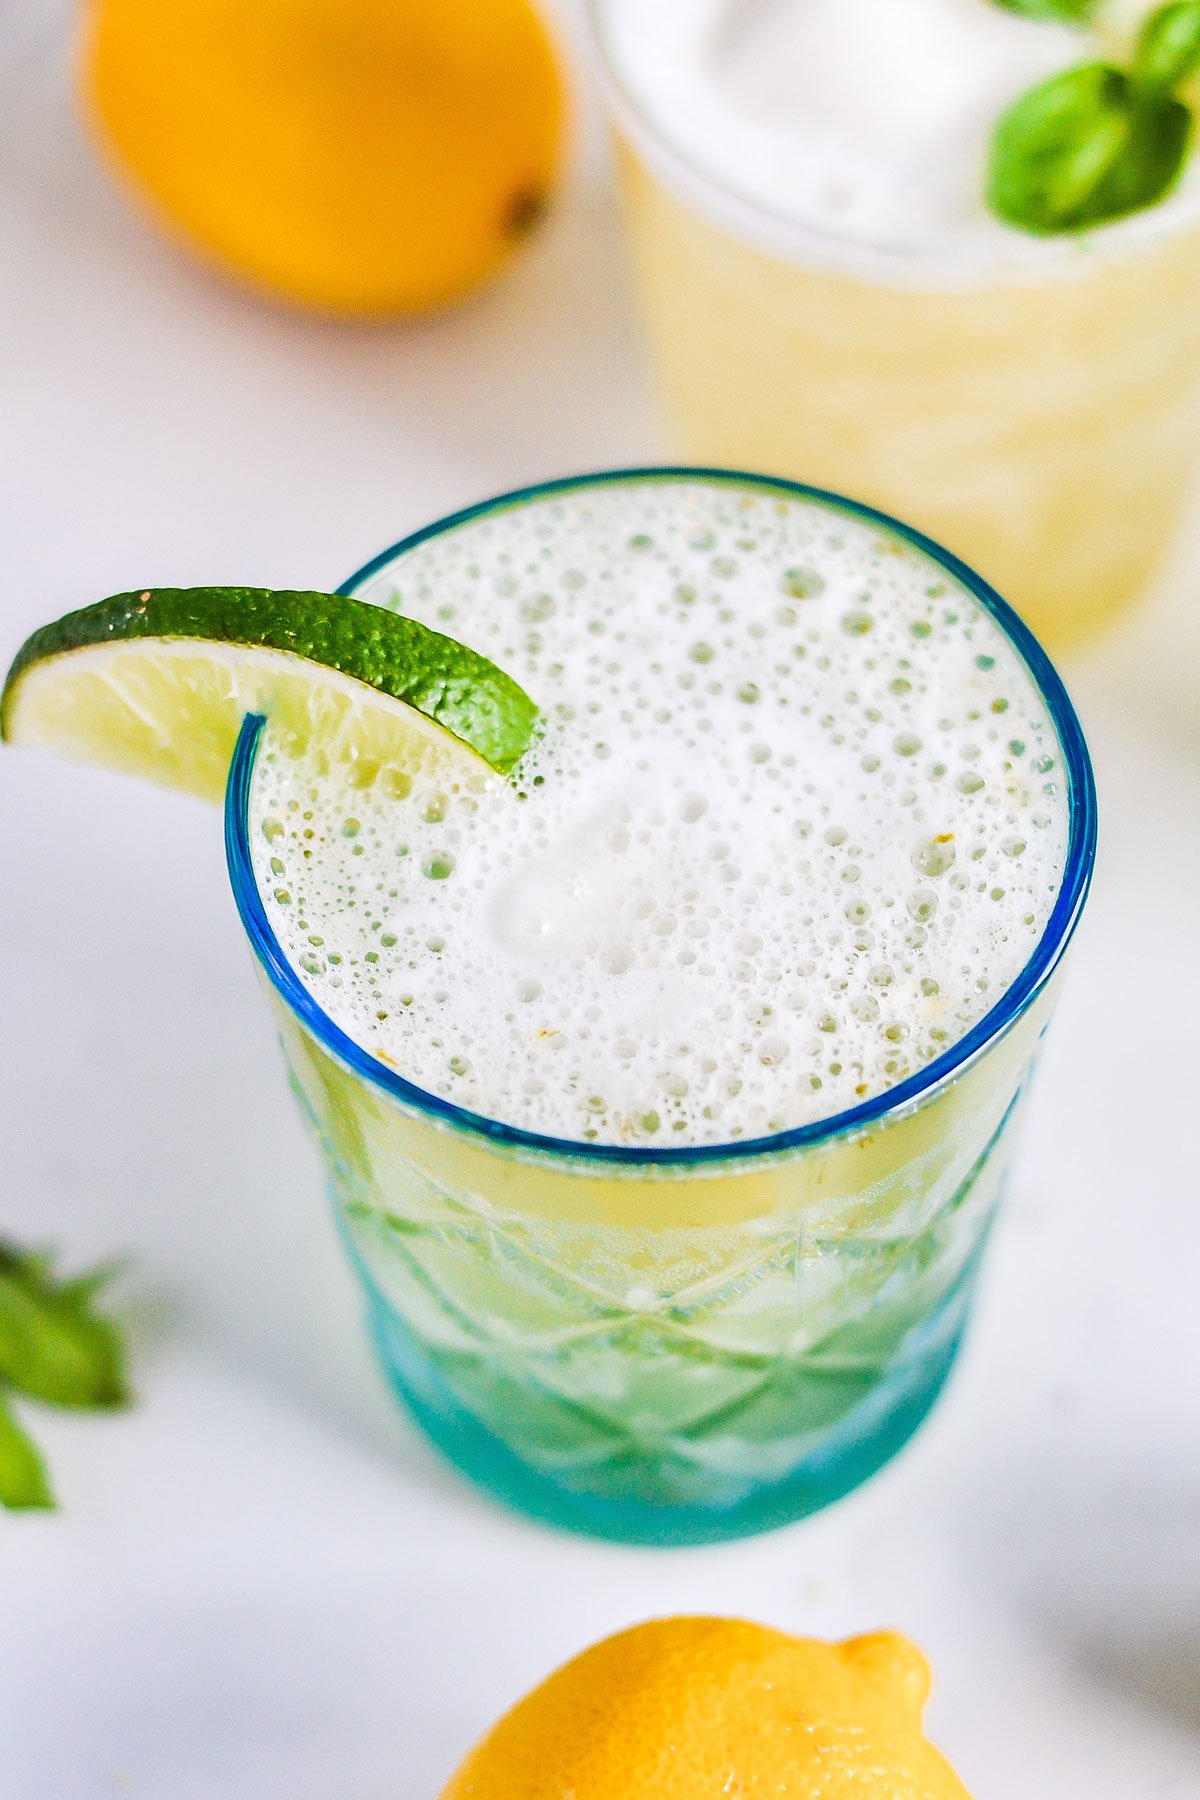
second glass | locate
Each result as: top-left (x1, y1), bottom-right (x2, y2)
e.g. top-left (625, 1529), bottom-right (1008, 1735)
top-left (589, 1), bottom-right (1200, 648)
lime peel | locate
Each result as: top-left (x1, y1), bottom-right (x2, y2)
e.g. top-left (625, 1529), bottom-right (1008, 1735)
top-left (1, 586), bottom-right (538, 798)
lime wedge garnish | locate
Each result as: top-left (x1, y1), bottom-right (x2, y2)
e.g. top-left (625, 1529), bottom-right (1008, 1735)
top-left (1, 587), bottom-right (537, 798)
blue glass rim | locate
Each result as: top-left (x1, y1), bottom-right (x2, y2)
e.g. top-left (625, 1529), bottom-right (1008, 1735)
top-left (225, 465), bottom-right (1097, 1169)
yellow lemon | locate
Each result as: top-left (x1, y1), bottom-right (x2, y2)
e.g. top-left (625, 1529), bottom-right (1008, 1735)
top-left (80, 0), bottom-right (566, 315)
top-left (440, 1616), bottom-right (973, 1799)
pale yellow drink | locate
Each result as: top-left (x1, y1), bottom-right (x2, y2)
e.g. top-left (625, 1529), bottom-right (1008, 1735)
top-left (591, 2), bottom-right (1200, 648)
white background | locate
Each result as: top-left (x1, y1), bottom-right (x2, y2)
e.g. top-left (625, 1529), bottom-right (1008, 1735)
top-left (1, 5), bottom-right (1198, 1796)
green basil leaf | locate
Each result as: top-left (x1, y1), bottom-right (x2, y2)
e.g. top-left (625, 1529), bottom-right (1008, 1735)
top-left (1134, 1), bottom-right (1200, 90)
top-left (0, 1394), bottom-right (54, 1510)
top-left (988, 62), bottom-right (1194, 233)
top-left (0, 1260), bottom-right (129, 1410)
top-left (991, 0), bottom-right (1098, 20)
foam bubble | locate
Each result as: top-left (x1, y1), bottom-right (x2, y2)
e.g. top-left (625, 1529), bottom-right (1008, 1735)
top-left (249, 477), bottom-right (1070, 1146)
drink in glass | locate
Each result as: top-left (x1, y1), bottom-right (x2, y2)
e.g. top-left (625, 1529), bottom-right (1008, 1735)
top-left (227, 468), bottom-right (1095, 1542)
top-left (588, 0), bottom-right (1200, 647)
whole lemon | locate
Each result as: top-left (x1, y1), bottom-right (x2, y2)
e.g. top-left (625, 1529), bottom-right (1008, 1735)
top-left (440, 1616), bottom-right (973, 1799)
top-left (81, 0), bottom-right (566, 315)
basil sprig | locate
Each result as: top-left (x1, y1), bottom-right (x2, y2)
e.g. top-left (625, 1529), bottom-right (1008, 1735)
top-left (988, 1), bottom-right (1200, 234)
top-left (0, 1239), bottom-right (130, 1510)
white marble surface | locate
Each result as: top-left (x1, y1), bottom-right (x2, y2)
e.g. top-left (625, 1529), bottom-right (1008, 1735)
top-left (1, 10), bottom-right (1198, 1798)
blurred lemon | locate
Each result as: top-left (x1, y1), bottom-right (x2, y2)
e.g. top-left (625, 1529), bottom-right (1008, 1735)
top-left (80, 0), bottom-right (566, 315)
top-left (440, 1616), bottom-right (973, 1798)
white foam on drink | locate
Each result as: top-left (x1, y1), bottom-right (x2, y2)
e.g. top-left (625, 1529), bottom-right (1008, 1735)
top-left (598, 0), bottom-right (1195, 263)
top-left (250, 478), bottom-right (1070, 1147)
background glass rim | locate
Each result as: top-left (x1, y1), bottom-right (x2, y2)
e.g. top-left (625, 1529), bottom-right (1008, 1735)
top-left (581, 0), bottom-right (1200, 282)
top-left (225, 464), bottom-right (1097, 1171)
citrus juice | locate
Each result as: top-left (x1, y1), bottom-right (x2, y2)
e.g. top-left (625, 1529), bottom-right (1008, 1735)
top-left (229, 470), bottom-right (1093, 1542)
top-left (591, 0), bottom-right (1200, 647)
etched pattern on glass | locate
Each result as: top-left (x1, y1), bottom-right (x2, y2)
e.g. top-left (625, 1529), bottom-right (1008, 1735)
top-left (273, 993), bottom-right (1041, 1512)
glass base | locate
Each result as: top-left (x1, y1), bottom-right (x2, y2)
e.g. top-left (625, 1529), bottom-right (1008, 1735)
top-left (364, 1291), bottom-right (967, 1546)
